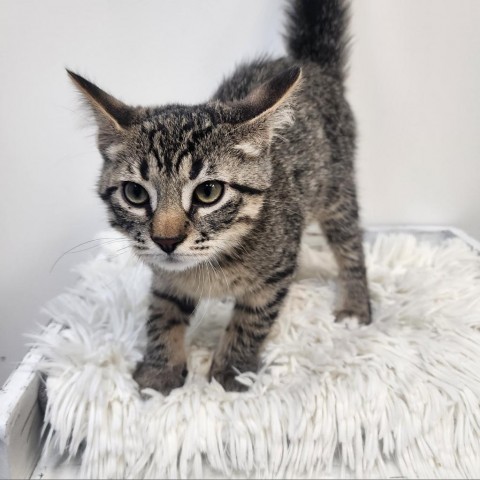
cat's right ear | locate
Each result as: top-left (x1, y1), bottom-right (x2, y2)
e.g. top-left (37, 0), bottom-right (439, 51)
top-left (227, 66), bottom-right (302, 125)
top-left (66, 70), bottom-right (135, 140)
top-left (221, 66), bottom-right (302, 148)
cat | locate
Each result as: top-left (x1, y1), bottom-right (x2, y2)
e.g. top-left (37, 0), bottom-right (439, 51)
top-left (67, 0), bottom-right (371, 394)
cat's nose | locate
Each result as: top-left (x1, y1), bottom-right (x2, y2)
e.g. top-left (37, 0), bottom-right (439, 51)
top-left (152, 235), bottom-right (186, 254)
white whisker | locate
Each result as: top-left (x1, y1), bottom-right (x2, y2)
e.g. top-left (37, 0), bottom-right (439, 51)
top-left (50, 238), bottom-right (130, 273)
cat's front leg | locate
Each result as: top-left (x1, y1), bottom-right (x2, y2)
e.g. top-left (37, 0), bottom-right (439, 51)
top-left (134, 286), bottom-right (196, 395)
top-left (209, 284), bottom-right (291, 392)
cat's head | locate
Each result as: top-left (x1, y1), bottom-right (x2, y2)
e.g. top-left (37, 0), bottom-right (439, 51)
top-left (68, 67), bottom-right (301, 271)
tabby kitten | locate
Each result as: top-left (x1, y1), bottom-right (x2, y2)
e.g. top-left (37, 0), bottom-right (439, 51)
top-left (68, 0), bottom-right (371, 394)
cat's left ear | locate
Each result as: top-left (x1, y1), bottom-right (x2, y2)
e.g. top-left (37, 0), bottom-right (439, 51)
top-left (224, 66), bottom-right (302, 141)
top-left (66, 70), bottom-right (135, 146)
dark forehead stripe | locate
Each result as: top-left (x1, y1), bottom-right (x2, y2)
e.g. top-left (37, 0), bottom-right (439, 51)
top-left (149, 110), bottom-right (195, 173)
top-left (189, 158), bottom-right (204, 180)
top-left (141, 123), bottom-right (165, 172)
top-left (139, 108), bottom-right (219, 176)
top-left (147, 129), bottom-right (162, 170)
top-left (175, 125), bottom-right (213, 173)
top-left (140, 158), bottom-right (149, 180)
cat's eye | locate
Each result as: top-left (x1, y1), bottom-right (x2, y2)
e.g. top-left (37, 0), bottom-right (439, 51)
top-left (193, 181), bottom-right (224, 205)
top-left (123, 182), bottom-right (149, 206)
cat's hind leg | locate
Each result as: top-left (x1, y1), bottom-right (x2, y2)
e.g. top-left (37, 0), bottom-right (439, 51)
top-left (318, 180), bottom-right (372, 325)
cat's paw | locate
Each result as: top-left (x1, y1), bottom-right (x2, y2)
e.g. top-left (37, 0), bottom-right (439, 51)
top-left (134, 362), bottom-right (188, 395)
top-left (335, 304), bottom-right (372, 326)
top-left (210, 367), bottom-right (249, 392)
top-left (209, 359), bottom-right (257, 392)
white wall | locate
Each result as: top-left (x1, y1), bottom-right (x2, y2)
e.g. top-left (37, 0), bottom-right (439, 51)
top-left (1, 0), bottom-right (479, 385)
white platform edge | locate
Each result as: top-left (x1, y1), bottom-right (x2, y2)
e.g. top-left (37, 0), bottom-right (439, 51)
top-left (1, 225), bottom-right (478, 479)
top-left (0, 348), bottom-right (43, 480)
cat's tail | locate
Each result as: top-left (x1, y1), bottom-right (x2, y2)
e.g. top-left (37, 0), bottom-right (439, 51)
top-left (284, 0), bottom-right (350, 81)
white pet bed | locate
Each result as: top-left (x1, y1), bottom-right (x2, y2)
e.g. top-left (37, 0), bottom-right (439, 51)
top-left (4, 226), bottom-right (480, 479)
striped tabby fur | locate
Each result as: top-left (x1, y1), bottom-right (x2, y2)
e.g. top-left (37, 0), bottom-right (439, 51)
top-left (68, 0), bottom-right (371, 393)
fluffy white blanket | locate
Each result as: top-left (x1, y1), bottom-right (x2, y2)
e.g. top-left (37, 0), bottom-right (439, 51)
top-left (36, 230), bottom-right (480, 478)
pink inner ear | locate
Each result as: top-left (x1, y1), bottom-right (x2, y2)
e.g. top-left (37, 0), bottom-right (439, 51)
top-left (228, 66), bottom-right (302, 124)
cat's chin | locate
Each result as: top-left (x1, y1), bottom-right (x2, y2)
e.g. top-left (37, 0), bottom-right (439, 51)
top-left (139, 254), bottom-right (202, 273)
top-left (156, 260), bottom-right (199, 272)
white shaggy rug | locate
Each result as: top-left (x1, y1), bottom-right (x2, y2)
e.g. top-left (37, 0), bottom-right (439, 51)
top-left (36, 229), bottom-right (480, 479)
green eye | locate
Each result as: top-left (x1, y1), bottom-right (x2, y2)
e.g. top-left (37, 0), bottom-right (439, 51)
top-left (193, 181), bottom-right (224, 205)
top-left (123, 182), bottom-right (149, 206)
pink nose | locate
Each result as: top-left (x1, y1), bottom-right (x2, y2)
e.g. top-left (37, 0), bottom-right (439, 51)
top-left (151, 235), bottom-right (186, 254)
